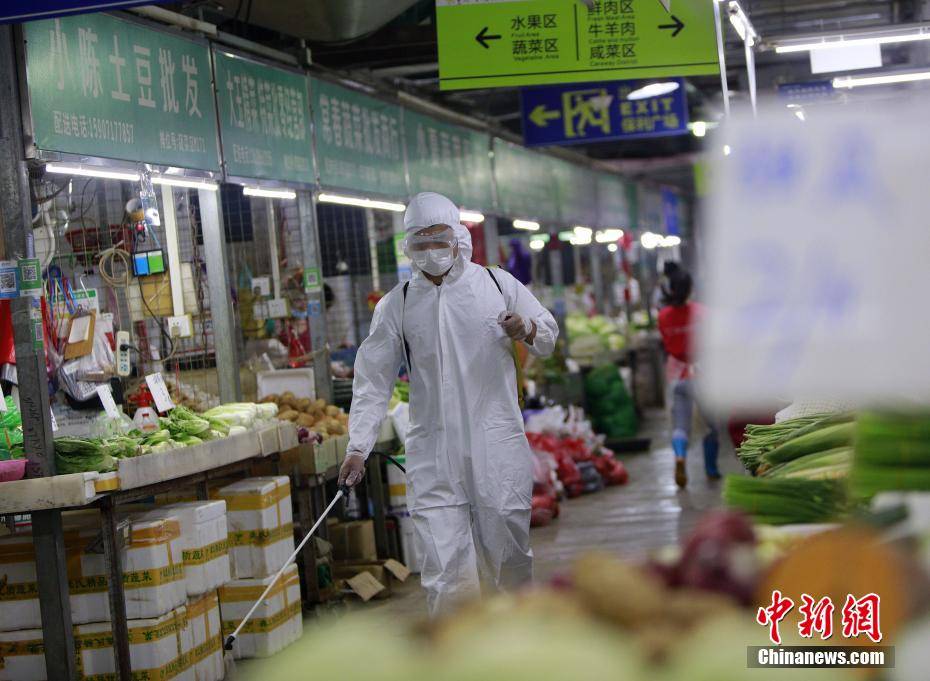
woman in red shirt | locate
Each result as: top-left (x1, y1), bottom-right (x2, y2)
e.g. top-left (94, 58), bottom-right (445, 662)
top-left (657, 263), bottom-right (719, 488)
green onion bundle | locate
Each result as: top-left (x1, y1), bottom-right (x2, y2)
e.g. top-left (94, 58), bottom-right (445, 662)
top-left (723, 475), bottom-right (847, 525)
top-left (762, 421), bottom-right (856, 465)
top-left (737, 414), bottom-right (837, 472)
top-left (853, 412), bottom-right (930, 498)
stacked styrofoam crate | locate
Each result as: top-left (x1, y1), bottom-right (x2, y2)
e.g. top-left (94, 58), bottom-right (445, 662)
top-left (0, 511), bottom-right (189, 680)
top-left (135, 501), bottom-right (231, 597)
top-left (132, 501), bottom-right (230, 681)
top-left (0, 512), bottom-right (186, 628)
top-left (183, 591), bottom-right (224, 681)
top-left (214, 476), bottom-right (302, 659)
top-left (217, 563), bottom-right (302, 659)
top-left (0, 607), bottom-right (194, 681)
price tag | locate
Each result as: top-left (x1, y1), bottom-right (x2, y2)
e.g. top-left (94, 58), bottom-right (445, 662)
top-left (50, 408), bottom-right (58, 432)
top-left (96, 384), bottom-right (121, 419)
top-left (145, 372), bottom-right (175, 413)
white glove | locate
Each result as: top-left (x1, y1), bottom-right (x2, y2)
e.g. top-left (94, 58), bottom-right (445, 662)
top-left (498, 311), bottom-right (532, 341)
top-left (338, 452), bottom-right (366, 488)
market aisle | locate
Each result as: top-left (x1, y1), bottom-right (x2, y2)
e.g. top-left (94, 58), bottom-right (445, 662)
top-left (359, 409), bottom-right (744, 621)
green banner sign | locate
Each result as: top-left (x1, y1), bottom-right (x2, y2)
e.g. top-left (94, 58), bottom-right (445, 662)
top-left (437, 0), bottom-right (719, 90)
top-left (492, 138), bottom-right (559, 222)
top-left (310, 77), bottom-right (406, 197)
top-left (552, 158), bottom-right (598, 227)
top-left (24, 13), bottom-right (219, 170)
top-left (213, 50), bottom-right (313, 183)
top-left (403, 108), bottom-right (493, 210)
top-left (596, 172), bottom-right (633, 228)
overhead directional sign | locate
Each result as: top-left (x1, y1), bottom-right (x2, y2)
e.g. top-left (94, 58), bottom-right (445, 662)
top-left (437, 0), bottom-right (719, 91)
top-left (521, 77), bottom-right (688, 146)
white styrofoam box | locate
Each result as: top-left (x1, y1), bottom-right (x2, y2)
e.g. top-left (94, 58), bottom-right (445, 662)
top-left (256, 368), bottom-right (315, 401)
top-left (184, 592), bottom-right (224, 681)
top-left (136, 502), bottom-right (231, 597)
top-left (0, 471), bottom-right (99, 515)
top-left (214, 476), bottom-right (294, 579)
top-left (218, 563), bottom-right (302, 659)
top-left (122, 514), bottom-right (188, 620)
top-left (0, 528), bottom-right (109, 630)
top-left (77, 606), bottom-right (194, 681)
top-left (0, 628), bottom-right (45, 681)
top-left (116, 431), bottom-right (261, 491)
top-left (277, 421), bottom-right (299, 451)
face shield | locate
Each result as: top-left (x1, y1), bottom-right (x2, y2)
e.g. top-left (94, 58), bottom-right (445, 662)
top-left (403, 225), bottom-right (459, 276)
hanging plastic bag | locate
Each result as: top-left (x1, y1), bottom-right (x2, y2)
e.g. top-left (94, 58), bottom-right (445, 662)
top-left (58, 313), bottom-right (116, 402)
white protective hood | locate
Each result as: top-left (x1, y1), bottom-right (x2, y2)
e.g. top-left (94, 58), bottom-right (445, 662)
top-left (403, 191), bottom-right (473, 265)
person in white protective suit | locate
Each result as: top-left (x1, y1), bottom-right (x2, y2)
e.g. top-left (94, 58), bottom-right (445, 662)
top-left (338, 192), bottom-right (559, 616)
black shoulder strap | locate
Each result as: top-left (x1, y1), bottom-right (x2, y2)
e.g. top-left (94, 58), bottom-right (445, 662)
top-left (401, 282), bottom-right (412, 373)
top-left (485, 266), bottom-right (505, 298)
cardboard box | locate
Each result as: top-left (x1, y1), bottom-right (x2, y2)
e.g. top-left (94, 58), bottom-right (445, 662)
top-left (183, 592), bottom-right (224, 681)
top-left (290, 442), bottom-right (330, 475)
top-left (328, 520), bottom-right (377, 562)
top-left (333, 560), bottom-right (410, 601)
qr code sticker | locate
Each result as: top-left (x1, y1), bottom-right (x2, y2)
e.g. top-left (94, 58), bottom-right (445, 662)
top-left (0, 271), bottom-right (15, 293)
top-left (20, 263), bottom-right (37, 283)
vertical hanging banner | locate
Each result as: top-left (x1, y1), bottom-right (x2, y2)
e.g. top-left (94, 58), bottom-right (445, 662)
top-left (402, 108), bottom-right (493, 210)
top-left (492, 138), bottom-right (560, 222)
top-left (23, 13), bottom-right (220, 170)
top-left (551, 157), bottom-right (598, 227)
top-left (437, 0), bottom-right (719, 90)
top-left (213, 50), bottom-right (314, 183)
top-left (596, 172), bottom-right (633, 228)
top-left (309, 77), bottom-right (407, 197)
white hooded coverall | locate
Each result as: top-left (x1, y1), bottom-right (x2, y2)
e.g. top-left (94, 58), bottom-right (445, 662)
top-left (347, 192), bottom-right (559, 615)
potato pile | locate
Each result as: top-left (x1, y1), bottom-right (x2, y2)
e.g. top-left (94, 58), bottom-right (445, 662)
top-left (261, 391), bottom-right (348, 439)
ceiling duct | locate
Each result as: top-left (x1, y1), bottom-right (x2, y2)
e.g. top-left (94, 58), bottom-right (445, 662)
top-left (219, 0), bottom-right (421, 42)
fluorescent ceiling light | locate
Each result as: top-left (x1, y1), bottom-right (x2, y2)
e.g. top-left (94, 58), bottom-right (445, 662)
top-left (570, 235), bottom-right (592, 246)
top-left (626, 81), bottom-right (679, 100)
top-left (728, 1), bottom-right (757, 45)
top-left (513, 219), bottom-right (540, 231)
top-left (316, 192), bottom-right (404, 211)
top-left (607, 243), bottom-right (618, 253)
top-left (45, 163), bottom-right (140, 182)
top-left (459, 210), bottom-right (485, 223)
top-left (723, 145), bottom-right (732, 156)
top-left (244, 186), bottom-right (297, 200)
top-left (691, 121), bottom-right (707, 138)
top-left (640, 232), bottom-right (662, 249)
top-left (775, 28), bottom-right (930, 53)
top-left (833, 70), bottom-right (930, 88)
top-left (662, 235), bottom-right (682, 247)
top-left (794, 108), bottom-right (806, 121)
top-left (557, 231), bottom-right (574, 242)
top-left (572, 226), bottom-right (593, 238)
top-left (595, 229), bottom-right (624, 243)
top-left (529, 239), bottom-right (546, 251)
top-left (152, 175), bottom-right (218, 191)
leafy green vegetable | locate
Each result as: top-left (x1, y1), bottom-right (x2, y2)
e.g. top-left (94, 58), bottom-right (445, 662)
top-left (54, 436), bottom-right (114, 474)
top-left (724, 475), bottom-right (847, 524)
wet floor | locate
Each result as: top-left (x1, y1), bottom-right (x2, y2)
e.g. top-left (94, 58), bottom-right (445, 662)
top-left (358, 408), bottom-right (744, 621)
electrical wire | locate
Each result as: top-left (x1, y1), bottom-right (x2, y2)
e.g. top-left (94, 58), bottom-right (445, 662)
top-left (98, 244), bottom-right (133, 288)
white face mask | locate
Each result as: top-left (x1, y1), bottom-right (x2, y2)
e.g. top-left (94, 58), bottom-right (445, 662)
top-left (412, 247), bottom-right (454, 276)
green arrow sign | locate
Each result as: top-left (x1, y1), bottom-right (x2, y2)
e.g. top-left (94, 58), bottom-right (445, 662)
top-left (437, 0), bottom-right (719, 91)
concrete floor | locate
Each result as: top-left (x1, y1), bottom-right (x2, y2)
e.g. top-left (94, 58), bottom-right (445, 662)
top-left (359, 409), bottom-right (744, 620)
